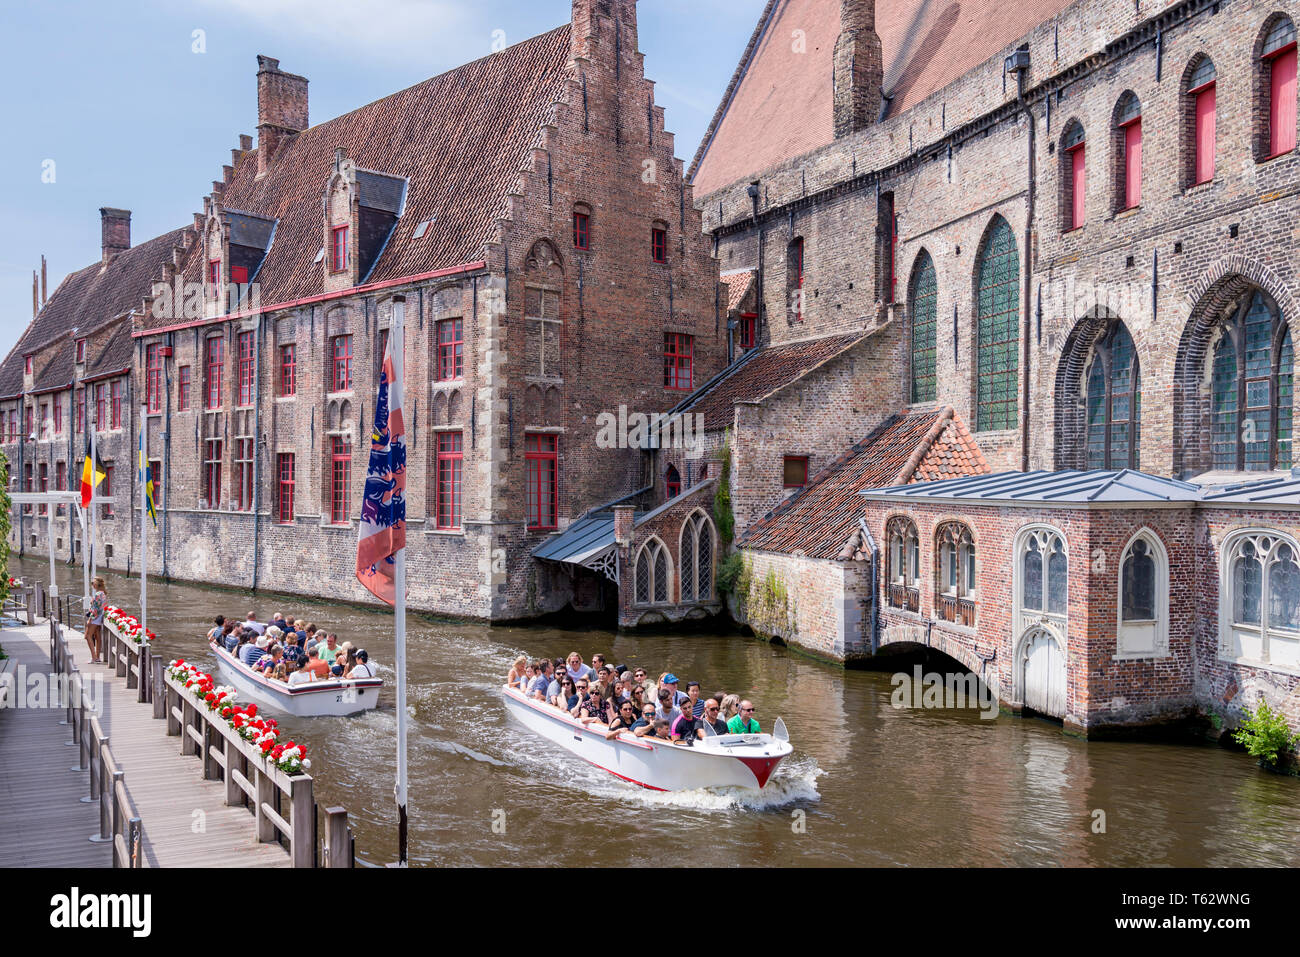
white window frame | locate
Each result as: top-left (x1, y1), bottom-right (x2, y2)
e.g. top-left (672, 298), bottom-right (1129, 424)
top-left (1013, 524), bottom-right (1068, 643)
top-left (634, 536), bottom-right (673, 607)
top-left (1115, 528), bottom-right (1170, 659)
top-left (1219, 527), bottom-right (1300, 673)
top-left (677, 509), bottom-right (716, 603)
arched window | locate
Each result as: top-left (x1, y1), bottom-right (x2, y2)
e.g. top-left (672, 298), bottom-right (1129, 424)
top-left (787, 237), bottom-right (805, 322)
top-left (1018, 526), bottom-right (1068, 618)
top-left (665, 465), bottom-right (681, 499)
top-left (1061, 121), bottom-right (1086, 230)
top-left (1184, 56), bottom-right (1217, 186)
top-left (975, 217), bottom-right (1020, 432)
top-left (1222, 530), bottom-right (1300, 669)
top-left (1085, 321), bottom-right (1141, 469)
top-left (679, 511), bottom-right (715, 602)
top-left (1209, 287), bottom-right (1293, 471)
top-left (910, 251), bottom-right (937, 404)
top-left (1117, 530), bottom-right (1169, 657)
top-left (935, 522), bottom-right (976, 626)
top-left (886, 516), bottom-right (921, 611)
top-left (634, 538), bottom-right (671, 605)
top-left (1260, 16), bottom-right (1298, 159)
top-left (1114, 93), bottom-right (1142, 210)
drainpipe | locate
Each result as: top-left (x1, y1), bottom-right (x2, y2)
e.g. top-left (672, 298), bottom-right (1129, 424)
top-left (162, 334), bottom-right (172, 579)
top-left (859, 517), bottom-right (880, 655)
top-left (251, 316), bottom-right (263, 592)
top-left (1012, 52), bottom-right (1036, 473)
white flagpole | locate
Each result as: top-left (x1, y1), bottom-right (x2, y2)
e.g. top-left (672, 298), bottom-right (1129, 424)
top-left (89, 401), bottom-right (98, 595)
top-left (392, 296), bottom-right (408, 867)
top-left (139, 403), bottom-right (147, 637)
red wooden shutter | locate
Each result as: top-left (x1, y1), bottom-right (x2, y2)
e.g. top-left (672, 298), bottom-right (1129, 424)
top-left (1070, 145), bottom-right (1086, 228)
top-left (1124, 120), bottom-right (1142, 208)
top-left (1271, 47), bottom-right (1298, 156)
top-left (1195, 85), bottom-right (1216, 184)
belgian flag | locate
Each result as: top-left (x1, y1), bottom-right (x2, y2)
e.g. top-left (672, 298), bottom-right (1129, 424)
top-left (80, 440), bottom-right (106, 509)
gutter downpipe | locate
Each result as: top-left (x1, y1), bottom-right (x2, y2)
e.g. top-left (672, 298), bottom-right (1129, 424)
top-left (859, 517), bottom-right (880, 655)
top-left (162, 337), bottom-right (172, 579)
top-left (251, 315), bottom-right (263, 592)
top-left (1018, 66), bottom-right (1035, 474)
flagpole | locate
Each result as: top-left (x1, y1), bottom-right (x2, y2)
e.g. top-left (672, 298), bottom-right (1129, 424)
top-left (392, 296), bottom-right (408, 867)
top-left (89, 402), bottom-right (98, 595)
top-left (139, 403), bottom-right (147, 637)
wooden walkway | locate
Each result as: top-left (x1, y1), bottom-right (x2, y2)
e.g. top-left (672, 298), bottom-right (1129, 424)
top-left (0, 621), bottom-right (290, 868)
top-left (0, 624), bottom-right (110, 866)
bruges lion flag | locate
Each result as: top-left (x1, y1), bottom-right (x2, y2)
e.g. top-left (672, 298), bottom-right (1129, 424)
top-left (355, 322), bottom-right (406, 606)
top-left (80, 440), bottom-right (107, 509)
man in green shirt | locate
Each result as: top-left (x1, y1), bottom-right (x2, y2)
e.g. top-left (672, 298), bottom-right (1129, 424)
top-left (727, 700), bottom-right (760, 734)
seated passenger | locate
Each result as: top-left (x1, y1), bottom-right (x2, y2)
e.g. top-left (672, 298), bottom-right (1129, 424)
top-left (546, 661), bottom-right (566, 701)
top-left (685, 681), bottom-right (705, 718)
top-left (553, 678), bottom-right (577, 710)
top-left (571, 679), bottom-right (604, 722)
top-left (287, 657), bottom-right (314, 686)
top-left (207, 616), bottom-right (226, 642)
top-left (727, 700), bottom-right (760, 734)
top-left (255, 644), bottom-right (283, 673)
top-left (654, 688), bottom-right (682, 726)
top-left (282, 635), bottom-right (303, 665)
top-left (649, 719), bottom-right (672, 741)
top-left (565, 652), bottom-right (595, 683)
top-left (271, 662), bottom-right (288, 682)
top-left (241, 636), bottom-right (268, 668)
top-left (660, 674), bottom-right (688, 707)
top-left (222, 622), bottom-right (241, 652)
top-left (305, 648), bottom-right (332, 680)
top-left (527, 660), bottom-right (552, 700)
top-left (671, 706), bottom-right (701, 745)
top-left (508, 656), bottom-right (528, 691)
top-left (702, 698), bottom-right (728, 737)
top-left (349, 650), bottom-right (375, 679)
top-left (604, 701), bottom-right (640, 739)
top-left (630, 706), bottom-right (657, 736)
top-left (721, 693), bottom-right (741, 721)
top-left (245, 612), bottom-right (267, 636)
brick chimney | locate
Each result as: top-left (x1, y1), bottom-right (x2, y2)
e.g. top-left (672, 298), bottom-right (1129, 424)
top-left (833, 0), bottom-right (884, 137)
top-left (100, 207), bottom-right (131, 262)
top-left (256, 55), bottom-right (308, 176)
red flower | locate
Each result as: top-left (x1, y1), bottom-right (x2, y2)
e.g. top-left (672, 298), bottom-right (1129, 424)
top-left (245, 704), bottom-right (258, 717)
top-left (260, 739), bottom-right (273, 753)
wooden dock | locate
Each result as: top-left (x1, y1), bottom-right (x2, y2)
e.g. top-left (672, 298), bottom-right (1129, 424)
top-left (0, 608), bottom-right (341, 868)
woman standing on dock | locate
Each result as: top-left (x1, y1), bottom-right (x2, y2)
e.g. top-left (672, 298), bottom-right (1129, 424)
top-left (85, 576), bottom-right (107, 663)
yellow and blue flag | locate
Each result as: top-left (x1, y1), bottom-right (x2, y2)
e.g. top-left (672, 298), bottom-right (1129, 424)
top-left (138, 429), bottom-right (157, 526)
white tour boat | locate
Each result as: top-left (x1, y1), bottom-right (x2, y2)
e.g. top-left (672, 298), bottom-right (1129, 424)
top-left (502, 684), bottom-right (793, 791)
top-left (210, 638), bottom-right (383, 718)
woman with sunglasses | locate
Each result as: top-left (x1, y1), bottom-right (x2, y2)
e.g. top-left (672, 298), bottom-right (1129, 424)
top-left (551, 677), bottom-right (577, 710)
top-left (603, 700), bottom-right (640, 740)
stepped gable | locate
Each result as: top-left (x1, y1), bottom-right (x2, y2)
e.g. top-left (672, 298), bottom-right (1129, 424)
top-left (0, 227), bottom-right (189, 398)
top-left (689, 0), bottom-right (1073, 195)
top-left (162, 26), bottom-right (574, 322)
top-left (741, 406), bottom-right (988, 558)
top-left (678, 331), bottom-right (865, 431)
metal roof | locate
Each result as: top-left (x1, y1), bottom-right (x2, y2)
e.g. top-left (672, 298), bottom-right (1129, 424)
top-left (532, 516), bottom-right (617, 564)
top-left (1200, 475), bottom-right (1300, 506)
top-left (860, 469), bottom-right (1204, 504)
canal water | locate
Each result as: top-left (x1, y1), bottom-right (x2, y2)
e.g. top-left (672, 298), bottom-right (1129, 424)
top-left (20, 555), bottom-right (1300, 867)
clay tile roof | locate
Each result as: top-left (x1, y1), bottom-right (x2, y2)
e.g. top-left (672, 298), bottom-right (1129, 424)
top-left (741, 407), bottom-right (988, 558)
top-left (161, 26), bottom-right (574, 322)
top-left (721, 269), bottom-right (756, 312)
top-left (0, 227), bottom-right (187, 397)
top-left (676, 331), bottom-right (865, 431)
top-left (690, 0), bottom-right (1073, 195)
top-left (31, 340), bottom-right (76, 393)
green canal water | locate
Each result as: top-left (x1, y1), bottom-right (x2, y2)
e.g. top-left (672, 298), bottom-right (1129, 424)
top-left (18, 555), bottom-right (1300, 867)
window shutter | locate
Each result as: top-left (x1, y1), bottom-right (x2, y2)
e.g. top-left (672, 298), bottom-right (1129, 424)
top-left (1195, 86), bottom-right (1216, 184)
top-left (1270, 47), bottom-right (1297, 156)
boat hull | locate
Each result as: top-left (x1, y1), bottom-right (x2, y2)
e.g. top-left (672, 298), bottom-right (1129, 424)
top-left (211, 640), bottom-right (382, 718)
top-left (501, 686), bottom-right (791, 791)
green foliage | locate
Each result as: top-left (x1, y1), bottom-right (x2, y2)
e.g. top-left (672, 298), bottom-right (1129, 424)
top-left (716, 553), bottom-right (746, 594)
top-left (1233, 700), bottom-right (1299, 767)
top-left (712, 431), bottom-right (734, 548)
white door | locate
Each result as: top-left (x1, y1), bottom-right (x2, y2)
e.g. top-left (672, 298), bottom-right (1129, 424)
top-left (1021, 630), bottom-right (1066, 718)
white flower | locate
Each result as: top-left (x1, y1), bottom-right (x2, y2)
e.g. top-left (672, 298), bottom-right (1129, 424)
top-left (301, 759), bottom-right (311, 770)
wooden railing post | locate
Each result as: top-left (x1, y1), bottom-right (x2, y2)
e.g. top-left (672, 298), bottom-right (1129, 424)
top-left (323, 807), bottom-right (352, 868)
top-left (165, 682), bottom-right (180, 736)
top-left (223, 735), bottom-right (242, 806)
top-left (115, 632), bottom-right (127, 679)
top-left (180, 695), bottom-right (196, 755)
top-left (136, 648), bottom-right (148, 703)
top-left (203, 720), bottom-right (221, 780)
top-left (151, 655), bottom-right (166, 719)
top-left (289, 777), bottom-right (314, 868)
top-left (254, 767), bottom-right (276, 844)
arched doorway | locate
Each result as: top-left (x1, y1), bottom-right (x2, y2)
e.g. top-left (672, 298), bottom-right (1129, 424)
top-left (1018, 628), bottom-right (1066, 718)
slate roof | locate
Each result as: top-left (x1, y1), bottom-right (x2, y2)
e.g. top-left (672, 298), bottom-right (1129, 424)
top-left (861, 469), bottom-right (1206, 504)
top-left (741, 406), bottom-right (988, 558)
top-left (690, 0), bottom-right (1075, 195)
top-left (0, 227), bottom-right (188, 398)
top-left (675, 331), bottom-right (866, 431)
top-left (159, 27), bottom-right (574, 322)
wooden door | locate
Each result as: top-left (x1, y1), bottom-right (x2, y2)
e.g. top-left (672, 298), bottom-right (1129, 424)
top-left (1022, 630), bottom-right (1066, 718)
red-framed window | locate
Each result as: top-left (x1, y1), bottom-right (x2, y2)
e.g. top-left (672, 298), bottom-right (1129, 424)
top-left (146, 344), bottom-right (163, 413)
top-left (234, 438), bottom-right (253, 511)
top-left (24, 355), bottom-right (32, 375)
top-left (331, 225), bottom-right (349, 272)
top-left (783, 455), bottom-right (809, 489)
top-left (25, 405), bottom-right (33, 439)
top-left (1064, 123), bottom-right (1086, 230)
top-left (93, 384), bottom-right (106, 430)
top-left (76, 339), bottom-right (86, 364)
top-left (331, 335), bottom-right (353, 392)
top-left (55, 460), bottom-right (67, 515)
top-left (739, 313), bottom-right (757, 350)
top-left (149, 459), bottom-right (161, 506)
top-left (1190, 59), bottom-right (1217, 185)
top-left (39, 402), bottom-right (49, 439)
top-left (203, 439), bottom-right (222, 509)
top-left (331, 437), bottom-right (351, 524)
top-left (277, 453), bottom-right (295, 523)
top-left (208, 260), bottom-right (221, 294)
top-left (1265, 20), bottom-right (1298, 158)
top-left (38, 463), bottom-right (48, 514)
top-left (101, 464), bottom-right (114, 519)
top-left (205, 336), bottom-right (224, 409)
top-left (435, 431), bottom-right (463, 529)
top-left (110, 380), bottom-right (122, 429)
top-left (574, 211), bottom-right (590, 250)
top-left (7, 408), bottom-right (17, 442)
top-left (525, 433), bottom-right (558, 530)
top-left (1116, 93), bottom-right (1142, 210)
top-left (790, 237), bottom-right (805, 321)
top-left (75, 390), bottom-right (84, 435)
top-left (651, 226), bottom-right (667, 264)
top-left (237, 331), bottom-right (254, 406)
top-left (663, 332), bottom-right (694, 391)
top-left (437, 319), bottom-right (463, 381)
top-left (665, 465), bottom-right (681, 499)
top-left (280, 344), bottom-right (296, 396)
top-left (177, 366), bottom-right (191, 411)
top-left (52, 399), bottom-right (62, 436)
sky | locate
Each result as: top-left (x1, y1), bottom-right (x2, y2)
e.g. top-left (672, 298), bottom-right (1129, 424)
top-left (0, 0), bottom-right (766, 358)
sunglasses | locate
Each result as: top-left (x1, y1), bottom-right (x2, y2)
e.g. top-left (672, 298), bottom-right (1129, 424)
top-left (741, 707), bottom-right (755, 713)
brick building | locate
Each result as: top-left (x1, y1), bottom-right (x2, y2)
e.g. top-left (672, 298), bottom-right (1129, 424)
top-left (4, 0), bottom-right (728, 620)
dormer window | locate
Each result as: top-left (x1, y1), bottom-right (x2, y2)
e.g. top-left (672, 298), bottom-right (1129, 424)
top-left (75, 339), bottom-right (86, 363)
top-left (331, 226), bottom-right (349, 272)
top-left (24, 355), bottom-right (32, 375)
top-left (208, 260), bottom-right (221, 293)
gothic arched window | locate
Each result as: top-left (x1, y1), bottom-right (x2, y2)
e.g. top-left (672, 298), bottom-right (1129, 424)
top-left (910, 251), bottom-right (937, 404)
top-left (1210, 288), bottom-right (1293, 471)
top-left (679, 511), bottom-right (715, 602)
top-left (634, 538), bottom-right (671, 605)
top-left (975, 217), bottom-right (1020, 432)
top-left (1085, 321), bottom-right (1141, 469)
